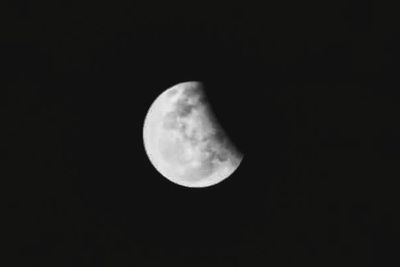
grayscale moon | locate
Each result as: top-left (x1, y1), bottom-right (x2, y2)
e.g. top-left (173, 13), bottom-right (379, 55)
top-left (142, 81), bottom-right (243, 188)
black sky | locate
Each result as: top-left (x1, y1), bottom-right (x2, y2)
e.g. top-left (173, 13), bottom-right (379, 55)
top-left (3, 1), bottom-right (400, 266)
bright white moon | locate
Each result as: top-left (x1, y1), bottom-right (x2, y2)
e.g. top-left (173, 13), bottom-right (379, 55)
top-left (142, 81), bottom-right (243, 188)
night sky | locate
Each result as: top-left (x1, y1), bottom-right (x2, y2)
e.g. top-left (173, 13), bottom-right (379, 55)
top-left (4, 1), bottom-right (399, 266)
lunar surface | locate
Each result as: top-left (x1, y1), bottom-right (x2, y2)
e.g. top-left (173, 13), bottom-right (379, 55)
top-left (143, 81), bottom-right (243, 188)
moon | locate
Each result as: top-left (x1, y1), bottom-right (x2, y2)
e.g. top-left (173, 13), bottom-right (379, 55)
top-left (143, 81), bottom-right (243, 188)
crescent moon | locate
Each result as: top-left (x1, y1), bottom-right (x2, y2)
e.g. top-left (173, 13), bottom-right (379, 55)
top-left (143, 81), bottom-right (243, 188)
